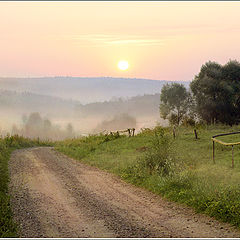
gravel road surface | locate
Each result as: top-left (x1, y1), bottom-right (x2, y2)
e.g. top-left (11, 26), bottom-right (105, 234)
top-left (9, 147), bottom-right (240, 238)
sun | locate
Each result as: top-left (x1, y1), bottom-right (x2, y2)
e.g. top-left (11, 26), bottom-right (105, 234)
top-left (118, 60), bottom-right (129, 71)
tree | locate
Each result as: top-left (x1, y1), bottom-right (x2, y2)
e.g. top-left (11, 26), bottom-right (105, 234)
top-left (159, 83), bottom-right (191, 125)
top-left (190, 60), bottom-right (240, 125)
top-left (25, 112), bottom-right (43, 137)
top-left (66, 123), bottom-right (74, 137)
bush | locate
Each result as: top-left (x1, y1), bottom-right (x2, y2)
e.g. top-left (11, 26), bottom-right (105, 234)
top-left (181, 116), bottom-right (196, 127)
top-left (139, 127), bottom-right (174, 176)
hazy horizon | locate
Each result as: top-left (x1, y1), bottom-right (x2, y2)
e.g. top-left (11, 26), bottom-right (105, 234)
top-left (0, 77), bottom-right (190, 103)
top-left (0, 76), bottom-right (190, 82)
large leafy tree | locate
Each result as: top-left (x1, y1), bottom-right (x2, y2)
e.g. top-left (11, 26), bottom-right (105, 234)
top-left (190, 60), bottom-right (240, 125)
top-left (160, 83), bottom-right (191, 125)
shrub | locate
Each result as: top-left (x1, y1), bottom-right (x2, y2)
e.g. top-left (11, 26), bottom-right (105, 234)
top-left (181, 116), bottom-right (196, 127)
top-left (139, 127), bottom-right (174, 176)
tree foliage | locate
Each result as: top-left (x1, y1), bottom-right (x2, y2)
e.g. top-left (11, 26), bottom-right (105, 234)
top-left (190, 60), bottom-right (240, 125)
top-left (159, 83), bottom-right (191, 125)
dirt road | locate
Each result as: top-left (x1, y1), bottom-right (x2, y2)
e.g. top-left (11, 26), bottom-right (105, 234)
top-left (9, 147), bottom-right (240, 238)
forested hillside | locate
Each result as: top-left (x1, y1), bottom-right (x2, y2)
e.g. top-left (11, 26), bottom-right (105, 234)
top-left (0, 77), bottom-right (189, 103)
top-left (0, 90), bottom-right (166, 137)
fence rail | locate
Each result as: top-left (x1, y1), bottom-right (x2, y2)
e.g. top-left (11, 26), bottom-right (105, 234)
top-left (211, 131), bottom-right (240, 168)
top-left (105, 128), bottom-right (135, 137)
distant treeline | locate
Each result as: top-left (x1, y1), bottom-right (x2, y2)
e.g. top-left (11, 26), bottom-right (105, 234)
top-left (0, 90), bottom-right (160, 119)
top-left (0, 90), bottom-right (77, 117)
top-left (12, 112), bottom-right (75, 141)
top-left (76, 93), bottom-right (160, 119)
top-left (0, 90), bottom-right (164, 135)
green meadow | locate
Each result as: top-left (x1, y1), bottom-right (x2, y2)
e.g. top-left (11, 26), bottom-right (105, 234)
top-left (55, 125), bottom-right (240, 228)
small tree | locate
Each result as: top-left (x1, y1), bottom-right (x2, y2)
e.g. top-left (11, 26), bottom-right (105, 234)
top-left (160, 83), bottom-right (191, 125)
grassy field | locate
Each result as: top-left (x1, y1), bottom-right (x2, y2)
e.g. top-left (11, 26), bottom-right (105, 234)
top-left (55, 125), bottom-right (240, 228)
top-left (0, 135), bottom-right (52, 237)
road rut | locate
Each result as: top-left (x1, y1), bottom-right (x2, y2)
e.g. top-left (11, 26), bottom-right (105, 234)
top-left (9, 147), bottom-right (240, 238)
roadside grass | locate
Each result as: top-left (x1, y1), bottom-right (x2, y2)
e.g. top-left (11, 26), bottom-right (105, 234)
top-left (55, 125), bottom-right (240, 228)
top-left (0, 135), bottom-right (52, 237)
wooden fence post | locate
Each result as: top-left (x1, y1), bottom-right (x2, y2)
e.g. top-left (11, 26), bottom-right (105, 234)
top-left (232, 145), bottom-right (234, 168)
top-left (173, 127), bottom-right (176, 139)
top-left (132, 128), bottom-right (135, 137)
top-left (194, 129), bottom-right (198, 139)
top-left (213, 140), bottom-right (215, 164)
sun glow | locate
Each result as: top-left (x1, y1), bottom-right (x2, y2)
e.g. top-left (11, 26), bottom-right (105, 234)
top-left (118, 60), bottom-right (129, 71)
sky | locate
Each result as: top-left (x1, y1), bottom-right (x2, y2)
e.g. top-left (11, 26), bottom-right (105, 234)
top-left (1, 1), bottom-right (240, 81)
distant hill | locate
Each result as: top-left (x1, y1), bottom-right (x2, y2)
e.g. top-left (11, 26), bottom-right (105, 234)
top-left (0, 89), bottom-right (166, 134)
top-left (0, 77), bottom-right (190, 134)
top-left (77, 93), bottom-right (161, 119)
top-left (0, 77), bottom-right (189, 104)
top-left (77, 93), bottom-right (165, 132)
top-left (0, 89), bottom-right (77, 118)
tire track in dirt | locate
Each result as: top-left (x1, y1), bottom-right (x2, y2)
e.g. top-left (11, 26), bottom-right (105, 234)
top-left (9, 147), bottom-right (240, 238)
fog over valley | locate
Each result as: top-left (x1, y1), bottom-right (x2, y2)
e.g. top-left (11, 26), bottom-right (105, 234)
top-left (0, 77), bottom-right (189, 139)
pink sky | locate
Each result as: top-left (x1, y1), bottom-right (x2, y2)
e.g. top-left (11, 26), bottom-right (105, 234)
top-left (1, 1), bottom-right (240, 81)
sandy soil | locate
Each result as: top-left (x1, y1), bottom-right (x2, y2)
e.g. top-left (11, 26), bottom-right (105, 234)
top-left (9, 147), bottom-right (240, 238)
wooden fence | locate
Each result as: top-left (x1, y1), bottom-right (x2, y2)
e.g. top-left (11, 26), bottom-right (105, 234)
top-left (211, 131), bottom-right (240, 168)
top-left (106, 128), bottom-right (135, 137)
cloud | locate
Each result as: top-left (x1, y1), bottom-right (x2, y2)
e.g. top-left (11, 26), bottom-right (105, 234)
top-left (69, 34), bottom-right (166, 46)
top-left (105, 39), bottom-right (165, 46)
